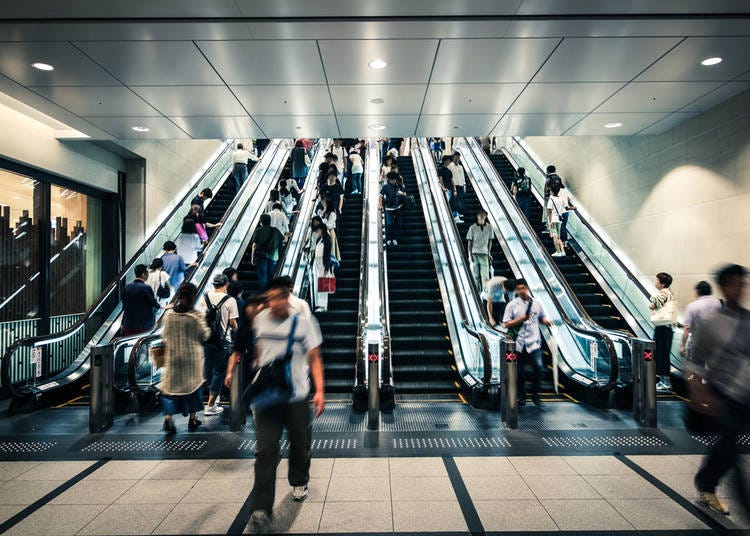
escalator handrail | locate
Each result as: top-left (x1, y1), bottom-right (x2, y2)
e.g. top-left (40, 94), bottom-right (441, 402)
top-left (125, 140), bottom-right (292, 393)
top-left (461, 138), bottom-right (620, 391)
top-left (1, 138), bottom-right (237, 393)
top-left (355, 144), bottom-right (374, 387)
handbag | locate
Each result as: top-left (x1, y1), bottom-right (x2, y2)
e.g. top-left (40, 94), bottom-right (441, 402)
top-left (243, 315), bottom-right (298, 412)
top-left (149, 341), bottom-right (166, 369)
top-left (650, 298), bottom-right (676, 326)
top-left (156, 272), bottom-right (171, 299)
top-left (318, 274), bottom-right (336, 294)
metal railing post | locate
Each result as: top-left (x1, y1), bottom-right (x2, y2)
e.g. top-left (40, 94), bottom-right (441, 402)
top-left (500, 338), bottom-right (518, 429)
top-left (632, 338), bottom-right (657, 427)
top-left (367, 342), bottom-right (380, 430)
top-left (229, 353), bottom-right (246, 431)
top-left (89, 344), bottom-right (115, 433)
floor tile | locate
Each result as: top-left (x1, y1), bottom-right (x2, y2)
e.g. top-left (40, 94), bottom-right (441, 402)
top-left (0, 504), bottom-right (26, 524)
top-left (475, 499), bottom-right (558, 531)
top-left (203, 459), bottom-right (254, 478)
top-left (542, 499), bottom-right (635, 530)
top-left (655, 472), bottom-right (735, 499)
top-left (79, 503), bottom-right (176, 535)
top-left (264, 501), bottom-right (324, 534)
top-left (318, 501), bottom-right (392, 533)
top-left (0, 479), bottom-right (65, 505)
top-left (51, 479), bottom-right (136, 504)
top-left (389, 456), bottom-right (447, 477)
top-left (680, 454), bottom-right (705, 468)
top-left (278, 457), bottom-right (334, 479)
top-left (326, 476), bottom-right (390, 501)
top-left (13, 461), bottom-right (94, 481)
top-left (455, 456), bottom-right (517, 476)
top-left (390, 476), bottom-right (456, 501)
top-left (524, 474), bottom-right (601, 500)
top-left (583, 474), bottom-right (666, 499)
top-left (628, 454), bottom-right (699, 474)
top-left (331, 457), bottom-right (388, 478)
top-left (85, 460), bottom-right (161, 480)
top-left (393, 500), bottom-right (467, 532)
top-left (464, 475), bottom-right (536, 501)
top-left (4, 504), bottom-right (106, 536)
top-left (720, 498), bottom-right (750, 529)
top-left (0, 462), bottom-right (40, 481)
top-left (563, 455), bottom-right (635, 475)
top-left (180, 477), bottom-right (252, 503)
top-left (608, 498), bottom-right (708, 530)
top-left (144, 460), bottom-right (213, 480)
top-left (274, 477), bottom-right (329, 504)
top-left (153, 502), bottom-right (243, 534)
top-left (509, 456), bottom-right (576, 475)
top-left (116, 479), bottom-right (196, 504)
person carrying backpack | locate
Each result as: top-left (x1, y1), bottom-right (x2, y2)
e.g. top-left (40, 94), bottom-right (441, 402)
top-left (512, 167), bottom-right (533, 221)
top-left (202, 273), bottom-right (239, 416)
top-left (543, 165), bottom-right (563, 233)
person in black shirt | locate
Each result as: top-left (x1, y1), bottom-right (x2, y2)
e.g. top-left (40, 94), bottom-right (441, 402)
top-left (190, 188), bottom-right (213, 220)
top-left (121, 264), bottom-right (159, 336)
top-left (224, 293), bottom-right (265, 393)
top-left (320, 170), bottom-right (344, 215)
top-left (512, 167), bottom-right (533, 221)
top-left (437, 155), bottom-right (458, 220)
top-left (380, 171), bottom-right (406, 246)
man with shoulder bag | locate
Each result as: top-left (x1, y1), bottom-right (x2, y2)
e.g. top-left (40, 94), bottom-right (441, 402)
top-left (202, 274), bottom-right (238, 416)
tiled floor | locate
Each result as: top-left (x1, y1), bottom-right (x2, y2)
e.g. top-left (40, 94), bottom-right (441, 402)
top-left (0, 455), bottom-right (747, 534)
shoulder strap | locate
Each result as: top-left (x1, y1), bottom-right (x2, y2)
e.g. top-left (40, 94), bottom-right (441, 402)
top-left (217, 295), bottom-right (231, 308)
top-left (204, 294), bottom-right (212, 310)
top-left (285, 315), bottom-right (299, 360)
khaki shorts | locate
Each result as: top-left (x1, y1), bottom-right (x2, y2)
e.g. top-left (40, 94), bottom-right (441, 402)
top-left (550, 222), bottom-right (561, 238)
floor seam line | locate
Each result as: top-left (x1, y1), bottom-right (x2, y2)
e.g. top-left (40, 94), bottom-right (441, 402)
top-left (442, 455), bottom-right (486, 536)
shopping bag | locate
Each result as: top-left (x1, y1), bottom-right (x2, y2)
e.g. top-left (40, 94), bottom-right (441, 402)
top-left (318, 275), bottom-right (336, 294)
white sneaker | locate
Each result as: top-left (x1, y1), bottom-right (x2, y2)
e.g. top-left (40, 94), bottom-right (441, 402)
top-left (250, 510), bottom-right (271, 533)
top-left (655, 381), bottom-right (671, 393)
top-left (392, 239), bottom-right (398, 246)
top-left (292, 485), bottom-right (309, 502)
top-left (204, 405), bottom-right (224, 416)
top-left (386, 240), bottom-right (392, 246)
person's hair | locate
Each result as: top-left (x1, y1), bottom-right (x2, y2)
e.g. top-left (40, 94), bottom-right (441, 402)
top-left (163, 240), bottom-right (176, 251)
top-left (324, 152), bottom-right (334, 160)
top-left (517, 167), bottom-right (525, 176)
top-left (441, 155), bottom-right (451, 164)
top-left (550, 183), bottom-right (561, 196)
top-left (200, 188), bottom-right (213, 198)
top-left (269, 190), bottom-right (279, 202)
top-left (695, 280), bottom-right (712, 296)
top-left (190, 203), bottom-right (201, 213)
top-left (222, 267), bottom-right (237, 280)
top-left (656, 272), bottom-right (673, 288)
top-left (331, 154), bottom-right (339, 161)
top-left (546, 165), bottom-right (556, 173)
top-left (278, 275), bottom-right (294, 289)
top-left (386, 171), bottom-right (398, 182)
top-left (715, 264), bottom-right (749, 286)
top-left (173, 282), bottom-right (198, 313)
top-left (452, 151), bottom-right (460, 158)
top-left (295, 140), bottom-right (304, 148)
top-left (243, 292), bottom-right (265, 306)
top-left (259, 213), bottom-right (271, 226)
top-left (134, 264), bottom-right (148, 279)
top-left (149, 258), bottom-right (164, 270)
top-left (227, 281), bottom-right (242, 299)
top-left (237, 143), bottom-right (244, 150)
top-left (181, 217), bottom-right (196, 234)
top-left (310, 215), bottom-right (324, 229)
top-left (279, 180), bottom-right (290, 197)
top-left (266, 278), bottom-right (292, 294)
top-left (312, 222), bottom-right (329, 238)
top-left (514, 278), bottom-right (528, 289)
top-left (384, 155), bottom-right (393, 165)
top-left (475, 209), bottom-right (487, 222)
top-left (272, 202), bottom-right (283, 211)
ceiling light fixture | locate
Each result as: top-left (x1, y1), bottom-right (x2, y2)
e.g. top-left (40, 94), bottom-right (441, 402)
top-left (295, 126), bottom-right (302, 130)
top-left (131, 126), bottom-right (150, 132)
top-left (368, 59), bottom-right (387, 70)
top-left (31, 62), bottom-right (54, 71)
top-left (700, 57), bottom-right (723, 66)
top-left (370, 98), bottom-right (385, 104)
top-left (604, 122), bottom-right (623, 129)
top-left (369, 123), bottom-right (386, 131)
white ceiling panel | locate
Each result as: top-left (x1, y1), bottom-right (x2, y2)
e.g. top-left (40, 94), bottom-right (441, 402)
top-left (565, 112), bottom-right (672, 135)
top-left (681, 81), bottom-right (750, 112)
top-left (597, 81), bottom-right (724, 113)
top-left (636, 37), bottom-right (750, 82)
top-left (504, 19), bottom-right (750, 39)
top-left (0, 22), bottom-right (252, 42)
top-left (30, 86), bottom-right (159, 117)
top-left (516, 0), bottom-right (750, 14)
top-left (74, 41), bottom-right (223, 86)
top-left (170, 116), bottom-right (263, 138)
top-left (422, 83), bottom-right (525, 114)
top-left (338, 115), bottom-right (419, 138)
top-left (82, 116), bottom-right (190, 139)
top-left (132, 86), bottom-right (246, 116)
top-left (431, 39), bottom-right (560, 84)
top-left (232, 85), bottom-right (333, 115)
top-left (535, 37), bottom-right (682, 82)
top-left (416, 114), bottom-right (499, 137)
top-left (636, 112), bottom-right (700, 135)
top-left (329, 84), bottom-right (426, 115)
top-left (491, 113), bottom-right (586, 136)
top-left (509, 82), bottom-right (620, 113)
top-left (318, 39), bottom-right (438, 85)
top-left (0, 42), bottom-right (119, 86)
top-left (195, 41), bottom-right (326, 85)
top-left (253, 115), bottom-right (339, 138)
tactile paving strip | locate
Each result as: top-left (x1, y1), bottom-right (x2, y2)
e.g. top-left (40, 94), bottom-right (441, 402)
top-left (392, 436), bottom-right (510, 449)
top-left (691, 434), bottom-right (750, 447)
top-left (542, 434), bottom-right (669, 448)
top-left (0, 440), bottom-right (58, 453)
top-left (237, 438), bottom-right (359, 452)
top-left (81, 440), bottom-right (207, 453)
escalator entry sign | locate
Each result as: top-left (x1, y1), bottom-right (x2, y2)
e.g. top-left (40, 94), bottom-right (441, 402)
top-left (368, 353), bottom-right (379, 362)
top-left (30, 347), bottom-right (42, 378)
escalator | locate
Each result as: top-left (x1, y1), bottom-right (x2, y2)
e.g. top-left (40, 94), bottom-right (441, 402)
top-left (319, 190), bottom-right (364, 394)
top-left (387, 156), bottom-right (458, 396)
top-left (488, 154), bottom-right (632, 333)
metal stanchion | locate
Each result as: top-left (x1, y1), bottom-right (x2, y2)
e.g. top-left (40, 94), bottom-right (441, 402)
top-left (229, 354), bottom-right (246, 432)
top-left (500, 338), bottom-right (518, 429)
top-left (632, 338), bottom-right (657, 427)
top-left (89, 344), bottom-right (115, 433)
top-left (367, 343), bottom-right (380, 430)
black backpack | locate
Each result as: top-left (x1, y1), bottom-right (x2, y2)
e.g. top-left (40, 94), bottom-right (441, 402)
top-left (204, 294), bottom-right (231, 347)
top-left (516, 173), bottom-right (532, 194)
top-left (546, 173), bottom-right (563, 194)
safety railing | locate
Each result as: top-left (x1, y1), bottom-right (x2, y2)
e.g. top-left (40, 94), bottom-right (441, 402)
top-left (459, 137), bottom-right (623, 392)
top-left (1, 139), bottom-right (238, 396)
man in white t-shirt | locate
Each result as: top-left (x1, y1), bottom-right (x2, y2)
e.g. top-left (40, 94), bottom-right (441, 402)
top-left (329, 139), bottom-right (347, 188)
top-left (447, 152), bottom-right (466, 222)
top-left (247, 279), bottom-right (324, 532)
top-left (269, 203), bottom-right (290, 238)
top-left (348, 149), bottom-right (364, 195)
top-left (202, 273), bottom-right (239, 415)
top-left (546, 184), bottom-right (567, 257)
top-left (231, 142), bottom-right (258, 191)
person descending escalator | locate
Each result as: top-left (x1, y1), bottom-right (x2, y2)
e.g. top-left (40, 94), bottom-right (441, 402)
top-left (447, 152), bottom-right (466, 223)
top-left (437, 155), bottom-right (459, 222)
top-left (466, 209), bottom-right (494, 292)
top-left (311, 221), bottom-right (336, 313)
top-left (546, 183), bottom-right (567, 258)
top-left (485, 275), bottom-right (510, 329)
top-left (316, 197), bottom-right (340, 262)
top-left (380, 171), bottom-right (406, 247)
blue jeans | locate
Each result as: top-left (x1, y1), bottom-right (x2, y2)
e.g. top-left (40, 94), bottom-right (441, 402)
top-left (517, 347), bottom-right (543, 399)
top-left (204, 341), bottom-right (231, 396)
top-left (385, 209), bottom-right (402, 243)
top-left (351, 172), bottom-right (362, 193)
top-left (233, 163), bottom-right (248, 191)
top-left (446, 190), bottom-right (459, 219)
top-left (560, 211), bottom-right (570, 242)
top-left (516, 193), bottom-right (532, 221)
top-left (257, 256), bottom-right (277, 291)
top-left (454, 185), bottom-right (465, 212)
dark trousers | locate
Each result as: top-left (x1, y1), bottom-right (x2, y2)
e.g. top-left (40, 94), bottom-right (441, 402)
top-left (653, 325), bottom-right (674, 376)
top-left (516, 193), bottom-right (532, 221)
top-left (293, 176), bottom-right (306, 191)
top-left (204, 341), bottom-right (230, 396)
top-left (233, 163), bottom-right (248, 191)
top-left (517, 347), bottom-right (543, 399)
top-left (454, 185), bottom-right (465, 212)
top-left (490, 301), bottom-right (507, 327)
top-left (385, 209), bottom-right (402, 243)
top-left (250, 401), bottom-right (312, 515)
top-left (257, 257), bottom-right (277, 291)
top-left (560, 212), bottom-right (570, 242)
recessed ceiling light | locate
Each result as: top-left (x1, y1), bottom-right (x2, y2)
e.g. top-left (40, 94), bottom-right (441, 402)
top-left (369, 123), bottom-right (386, 131)
top-left (131, 126), bottom-right (150, 132)
top-left (604, 122), bottom-right (623, 129)
top-left (31, 62), bottom-right (54, 71)
top-left (701, 57), bottom-right (723, 66)
top-left (370, 98), bottom-right (385, 104)
top-left (368, 59), bottom-right (387, 70)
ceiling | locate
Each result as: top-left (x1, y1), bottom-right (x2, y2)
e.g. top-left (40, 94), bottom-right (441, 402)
top-left (0, 1), bottom-right (749, 139)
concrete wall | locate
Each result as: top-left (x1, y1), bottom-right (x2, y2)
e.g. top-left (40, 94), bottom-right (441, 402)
top-left (523, 89), bottom-right (750, 310)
